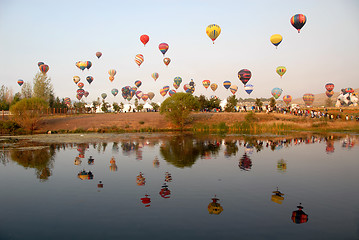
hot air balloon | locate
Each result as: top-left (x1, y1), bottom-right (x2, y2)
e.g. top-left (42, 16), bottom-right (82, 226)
top-left (210, 83), bottom-right (218, 92)
top-left (111, 88), bottom-right (118, 96)
top-left (86, 76), bottom-right (93, 84)
top-left (184, 84), bottom-right (195, 94)
top-left (174, 77), bottom-right (182, 86)
top-left (163, 86), bottom-right (169, 93)
top-left (77, 89), bottom-right (85, 97)
top-left (148, 92), bottom-right (155, 100)
top-left (169, 90), bottom-right (176, 96)
top-left (140, 35), bottom-right (149, 46)
top-left (152, 72), bottom-right (159, 81)
top-left (270, 34), bottom-right (283, 48)
top-left (128, 89), bottom-right (136, 100)
top-left (202, 80), bottom-right (210, 89)
top-left (291, 204), bottom-right (308, 224)
top-left (17, 79), bottom-right (24, 86)
top-left (76, 94), bottom-right (82, 100)
top-left (271, 188), bottom-right (285, 204)
top-left (173, 82), bottom-right (179, 89)
top-left (163, 57), bottom-right (171, 66)
top-left (141, 94), bottom-right (149, 102)
top-left (206, 24), bottom-right (221, 44)
top-left (135, 54), bottom-right (144, 67)
top-left (141, 194), bottom-right (151, 207)
top-left (134, 80), bottom-right (142, 88)
top-left (77, 82), bottom-right (84, 89)
top-left (271, 88), bottom-right (283, 99)
top-left (326, 90), bottom-right (334, 98)
top-left (96, 52), bottom-right (102, 58)
top-left (39, 64), bottom-right (49, 74)
top-left (244, 84), bottom-right (254, 95)
top-left (108, 69), bottom-right (116, 82)
top-left (85, 61), bottom-right (92, 70)
top-left (345, 87), bottom-right (354, 93)
top-left (101, 93), bottom-right (107, 99)
top-left (38, 62), bottom-right (44, 67)
top-left (223, 81), bottom-right (231, 90)
top-left (136, 91), bottom-right (143, 99)
top-left (159, 43), bottom-right (169, 56)
top-left (283, 95), bottom-right (292, 105)
top-left (84, 91), bottom-right (89, 98)
top-left (325, 83), bottom-right (334, 92)
top-left (207, 196), bottom-right (223, 215)
top-left (73, 76), bottom-right (80, 84)
top-left (276, 66), bottom-right (286, 78)
top-left (303, 93), bottom-right (314, 106)
top-left (290, 14), bottom-right (307, 33)
top-left (64, 97), bottom-right (71, 105)
top-left (230, 85), bottom-right (238, 95)
top-left (238, 69), bottom-right (251, 85)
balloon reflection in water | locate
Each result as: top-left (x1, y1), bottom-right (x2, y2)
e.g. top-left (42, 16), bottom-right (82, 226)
top-left (239, 153), bottom-right (252, 171)
top-left (165, 172), bottom-right (172, 182)
top-left (136, 172), bottom-right (146, 186)
top-left (109, 157), bottom-right (118, 171)
top-left (78, 170), bottom-right (93, 180)
top-left (208, 196), bottom-right (223, 215)
top-left (271, 188), bottom-right (285, 204)
top-left (141, 195), bottom-right (151, 207)
top-left (291, 204), bottom-right (309, 224)
top-left (97, 181), bottom-right (103, 188)
top-left (277, 159), bottom-right (287, 172)
top-left (159, 183), bottom-right (171, 198)
top-left (326, 141), bottom-right (335, 153)
top-left (153, 157), bottom-right (160, 168)
top-left (88, 156), bottom-right (94, 165)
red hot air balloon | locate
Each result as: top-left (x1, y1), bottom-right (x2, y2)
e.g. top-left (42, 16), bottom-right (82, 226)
top-left (325, 83), bottom-right (334, 92)
top-left (163, 57), bottom-right (171, 66)
top-left (159, 43), bottom-right (169, 56)
top-left (291, 204), bottom-right (308, 224)
top-left (141, 195), bottom-right (151, 207)
top-left (96, 52), bottom-right (102, 58)
top-left (140, 35), bottom-right (149, 46)
top-left (290, 14), bottom-right (307, 33)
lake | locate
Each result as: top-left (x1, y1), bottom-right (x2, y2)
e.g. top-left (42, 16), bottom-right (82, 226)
top-left (0, 133), bottom-right (358, 240)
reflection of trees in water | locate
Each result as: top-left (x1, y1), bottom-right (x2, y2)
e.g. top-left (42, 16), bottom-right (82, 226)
top-left (112, 142), bottom-right (119, 153)
top-left (160, 135), bottom-right (220, 168)
top-left (10, 145), bottom-right (56, 181)
top-left (224, 140), bottom-right (238, 157)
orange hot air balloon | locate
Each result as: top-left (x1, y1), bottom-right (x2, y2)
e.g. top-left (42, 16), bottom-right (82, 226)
top-left (140, 35), bottom-right (149, 46)
top-left (135, 54), bottom-right (144, 67)
top-left (202, 80), bottom-right (210, 89)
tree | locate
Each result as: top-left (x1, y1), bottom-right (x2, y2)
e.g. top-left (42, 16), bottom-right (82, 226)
top-left (10, 98), bottom-right (48, 133)
top-left (151, 102), bottom-right (159, 111)
top-left (92, 98), bottom-right (100, 112)
top-left (113, 102), bottom-right (120, 113)
top-left (134, 98), bottom-right (139, 109)
top-left (0, 85), bottom-right (13, 110)
top-left (119, 102), bottom-right (124, 112)
top-left (269, 97), bottom-right (276, 110)
top-left (101, 100), bottom-right (109, 112)
top-left (33, 72), bottom-right (53, 103)
top-left (325, 98), bottom-right (334, 107)
top-left (160, 92), bottom-right (199, 129)
top-left (21, 81), bottom-right (32, 99)
top-left (255, 98), bottom-right (263, 111)
top-left (137, 103), bottom-right (144, 112)
top-left (225, 95), bottom-right (238, 112)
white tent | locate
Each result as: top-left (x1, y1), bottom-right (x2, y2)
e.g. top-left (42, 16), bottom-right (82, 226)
top-left (143, 102), bottom-right (153, 109)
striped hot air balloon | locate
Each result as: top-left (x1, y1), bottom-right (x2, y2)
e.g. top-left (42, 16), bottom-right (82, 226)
top-left (229, 85), bottom-right (238, 95)
top-left (244, 84), bottom-right (254, 95)
top-left (303, 93), bottom-right (314, 106)
top-left (135, 54), bottom-right (144, 67)
top-left (152, 72), bottom-right (159, 81)
top-left (290, 14), bottom-right (307, 33)
top-left (159, 43), bottom-right (169, 56)
top-left (17, 79), bottom-right (24, 86)
top-left (210, 83), bottom-right (218, 92)
top-left (325, 83), bottom-right (334, 92)
top-left (238, 69), bottom-right (251, 85)
top-left (283, 95), bottom-right (292, 105)
top-left (223, 81), bottom-right (231, 90)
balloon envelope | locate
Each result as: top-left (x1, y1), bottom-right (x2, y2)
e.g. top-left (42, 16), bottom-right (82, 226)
top-left (17, 79), bottom-right (24, 86)
top-left (238, 69), bottom-right (251, 85)
top-left (325, 83), bottom-right (334, 92)
top-left (148, 92), bottom-right (155, 100)
top-left (142, 94), bottom-right (149, 101)
top-left (206, 24), bottom-right (221, 43)
top-left (136, 91), bottom-right (143, 99)
top-left (326, 90), bottom-right (334, 98)
top-left (271, 88), bottom-right (283, 99)
top-left (276, 66), bottom-right (286, 77)
top-left (223, 81), bottom-right (231, 90)
top-left (73, 76), bottom-right (80, 84)
top-left (86, 76), bottom-right (93, 84)
top-left (174, 77), bottom-right (182, 86)
top-left (303, 93), bottom-right (314, 106)
top-left (39, 64), bottom-right (49, 74)
top-left (291, 14), bottom-right (307, 33)
top-left (135, 80), bottom-right (142, 88)
top-left (229, 85), bottom-right (238, 95)
top-left (163, 58), bottom-right (171, 66)
top-left (111, 88), bottom-right (119, 96)
top-left (152, 73), bottom-right (159, 81)
top-left (202, 80), bottom-right (210, 89)
top-left (159, 43), bottom-right (169, 56)
top-left (244, 84), bottom-right (254, 95)
top-left (140, 35), bottom-right (149, 46)
top-left (135, 54), bottom-right (144, 67)
top-left (101, 93), bottom-right (107, 99)
top-left (270, 34), bottom-right (283, 47)
top-left (169, 90), bottom-right (176, 96)
top-left (96, 52), bottom-right (102, 58)
top-left (210, 83), bottom-right (218, 92)
top-left (77, 82), bottom-right (84, 89)
top-left (37, 62), bottom-right (44, 67)
top-left (283, 95), bottom-right (292, 105)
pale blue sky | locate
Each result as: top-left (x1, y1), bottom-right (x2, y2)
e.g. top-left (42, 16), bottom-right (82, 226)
top-left (1, 0), bottom-right (358, 103)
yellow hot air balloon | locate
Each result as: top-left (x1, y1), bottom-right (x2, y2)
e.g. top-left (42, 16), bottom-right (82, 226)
top-left (270, 34), bottom-right (283, 48)
top-left (206, 24), bottom-right (221, 44)
top-left (276, 66), bottom-right (286, 78)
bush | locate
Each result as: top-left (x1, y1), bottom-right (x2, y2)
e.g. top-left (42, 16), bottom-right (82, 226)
top-left (10, 98), bottom-right (48, 133)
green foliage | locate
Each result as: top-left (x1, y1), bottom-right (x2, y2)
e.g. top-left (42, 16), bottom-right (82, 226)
top-left (32, 72), bottom-right (53, 103)
top-left (255, 98), bottom-right (263, 110)
top-left (151, 102), bottom-right (160, 111)
top-left (10, 98), bottom-right (48, 133)
top-left (225, 95), bottom-right (238, 112)
top-left (20, 81), bottom-right (32, 99)
top-left (136, 103), bottom-right (144, 112)
top-left (113, 102), bottom-right (120, 112)
top-left (245, 112), bottom-right (257, 122)
top-left (0, 120), bottom-right (21, 134)
top-left (0, 85), bottom-right (12, 110)
top-left (269, 97), bottom-right (276, 109)
top-left (160, 92), bottom-right (199, 129)
top-left (101, 100), bottom-right (109, 112)
top-left (195, 95), bottom-right (221, 111)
